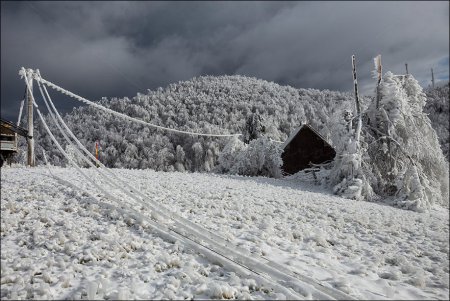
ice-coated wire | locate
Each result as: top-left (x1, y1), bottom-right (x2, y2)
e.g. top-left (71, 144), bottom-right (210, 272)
top-left (17, 100), bottom-right (25, 127)
top-left (32, 71), bottom-right (243, 250)
top-left (36, 80), bottom-right (94, 168)
top-left (36, 76), bottom-right (152, 208)
top-left (29, 73), bottom-right (240, 259)
top-left (37, 73), bottom-right (135, 185)
top-left (24, 74), bottom-right (133, 209)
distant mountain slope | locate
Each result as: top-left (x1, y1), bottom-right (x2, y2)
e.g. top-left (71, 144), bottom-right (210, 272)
top-left (29, 75), bottom-right (364, 171)
top-left (424, 82), bottom-right (449, 159)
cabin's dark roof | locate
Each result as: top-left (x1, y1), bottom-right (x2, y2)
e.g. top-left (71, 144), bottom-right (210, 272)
top-left (281, 123), bottom-right (331, 149)
top-left (281, 124), bottom-right (336, 175)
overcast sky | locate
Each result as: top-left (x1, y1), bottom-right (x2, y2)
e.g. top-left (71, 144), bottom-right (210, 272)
top-left (1, 1), bottom-right (449, 122)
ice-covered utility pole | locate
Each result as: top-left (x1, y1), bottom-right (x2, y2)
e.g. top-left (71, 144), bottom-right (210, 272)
top-left (352, 55), bottom-right (362, 144)
top-left (431, 68), bottom-right (435, 88)
top-left (25, 69), bottom-right (35, 166)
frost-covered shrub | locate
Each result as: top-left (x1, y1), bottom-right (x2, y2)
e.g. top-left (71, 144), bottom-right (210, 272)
top-left (216, 136), bottom-right (247, 173)
top-left (174, 145), bottom-right (186, 172)
top-left (217, 136), bottom-right (282, 178)
top-left (65, 144), bottom-right (89, 168)
top-left (327, 107), bottom-right (373, 201)
top-left (192, 142), bottom-right (204, 172)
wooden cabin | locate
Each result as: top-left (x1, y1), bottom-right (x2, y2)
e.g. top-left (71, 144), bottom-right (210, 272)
top-left (0, 118), bottom-right (30, 167)
top-left (281, 124), bottom-right (336, 175)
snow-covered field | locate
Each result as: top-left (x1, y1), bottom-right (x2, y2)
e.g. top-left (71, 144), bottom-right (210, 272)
top-left (1, 166), bottom-right (449, 300)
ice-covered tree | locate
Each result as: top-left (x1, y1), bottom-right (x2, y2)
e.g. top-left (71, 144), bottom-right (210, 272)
top-left (192, 142), bottom-right (204, 172)
top-left (217, 136), bottom-right (247, 173)
top-left (65, 144), bottom-right (89, 168)
top-left (365, 72), bottom-right (449, 210)
top-left (328, 109), bottom-right (373, 201)
top-left (217, 136), bottom-right (282, 178)
top-left (243, 113), bottom-right (266, 144)
top-left (175, 145), bottom-right (186, 172)
top-left (328, 56), bottom-right (372, 202)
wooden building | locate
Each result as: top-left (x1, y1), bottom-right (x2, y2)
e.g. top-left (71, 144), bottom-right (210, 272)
top-left (281, 124), bottom-right (336, 175)
top-left (0, 118), bottom-right (30, 167)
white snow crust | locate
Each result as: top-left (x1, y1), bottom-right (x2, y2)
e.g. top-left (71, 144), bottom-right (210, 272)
top-left (1, 166), bottom-right (448, 300)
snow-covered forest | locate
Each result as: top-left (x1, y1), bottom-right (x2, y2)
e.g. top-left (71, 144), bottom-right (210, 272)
top-left (24, 75), bottom-right (366, 172)
top-left (17, 75), bottom-right (449, 211)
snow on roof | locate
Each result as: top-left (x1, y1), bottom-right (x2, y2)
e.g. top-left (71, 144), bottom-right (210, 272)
top-left (281, 123), bottom-right (333, 150)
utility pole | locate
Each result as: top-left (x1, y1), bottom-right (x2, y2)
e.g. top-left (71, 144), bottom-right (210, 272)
top-left (26, 69), bottom-right (35, 167)
top-left (405, 63), bottom-right (409, 75)
top-left (431, 68), bottom-right (435, 88)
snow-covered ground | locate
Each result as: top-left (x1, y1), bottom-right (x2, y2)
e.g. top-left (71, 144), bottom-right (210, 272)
top-left (1, 166), bottom-right (448, 300)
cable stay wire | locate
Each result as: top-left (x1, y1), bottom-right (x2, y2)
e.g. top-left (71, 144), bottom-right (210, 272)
top-left (21, 67), bottom-right (239, 245)
top-left (36, 70), bottom-right (128, 185)
top-left (24, 71), bottom-right (173, 228)
top-left (17, 100), bottom-right (25, 127)
top-left (30, 70), bottom-right (241, 138)
top-left (25, 68), bottom-right (236, 250)
top-left (16, 87), bottom-right (27, 127)
top-left (34, 72), bottom-right (167, 215)
top-left (35, 72), bottom-right (237, 249)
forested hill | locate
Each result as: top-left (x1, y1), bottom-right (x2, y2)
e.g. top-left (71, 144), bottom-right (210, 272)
top-left (28, 75), bottom-right (447, 172)
top-left (30, 75), bottom-right (361, 171)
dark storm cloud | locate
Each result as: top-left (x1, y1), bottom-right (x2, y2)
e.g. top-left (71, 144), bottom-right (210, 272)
top-left (1, 1), bottom-right (448, 121)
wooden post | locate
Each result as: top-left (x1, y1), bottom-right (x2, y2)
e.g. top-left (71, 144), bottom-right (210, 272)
top-left (26, 69), bottom-right (35, 167)
top-left (431, 68), bottom-right (435, 88)
top-left (371, 55), bottom-right (383, 136)
top-left (375, 55), bottom-right (382, 110)
top-left (352, 55), bottom-right (361, 117)
top-left (351, 55), bottom-right (363, 177)
top-left (352, 55), bottom-right (362, 145)
top-left (405, 63), bottom-right (409, 75)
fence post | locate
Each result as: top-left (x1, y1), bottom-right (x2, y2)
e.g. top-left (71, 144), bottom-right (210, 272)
top-left (26, 69), bottom-right (35, 167)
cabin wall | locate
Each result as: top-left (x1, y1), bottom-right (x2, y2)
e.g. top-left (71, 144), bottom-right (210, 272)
top-left (281, 127), bottom-right (336, 175)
